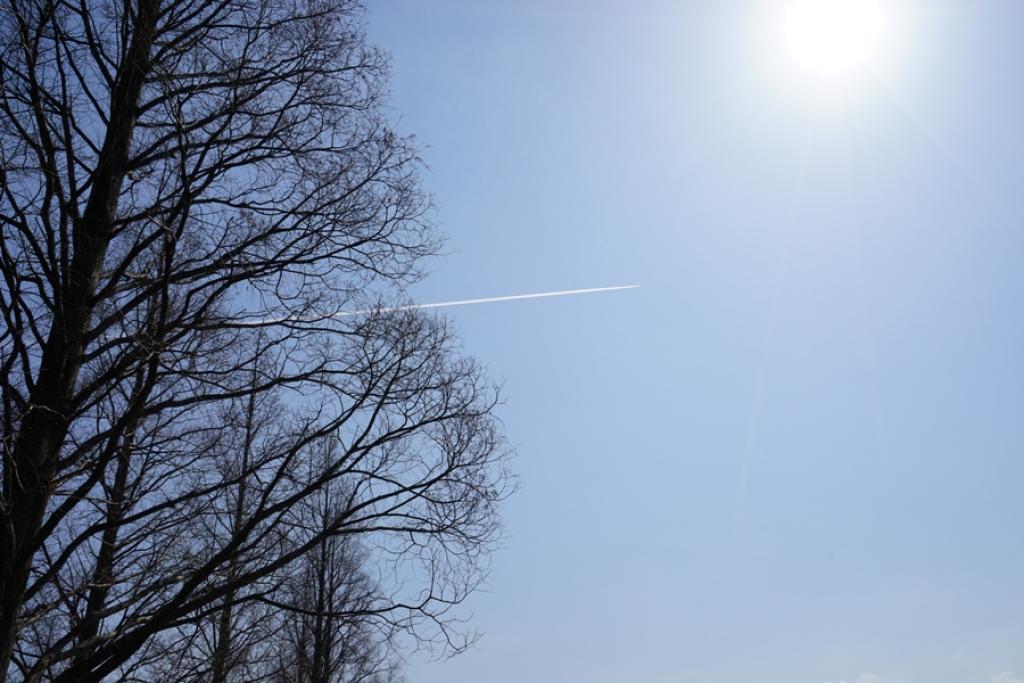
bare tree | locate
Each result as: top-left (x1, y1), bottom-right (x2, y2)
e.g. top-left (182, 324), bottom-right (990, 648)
top-left (265, 484), bottom-right (403, 683)
top-left (124, 378), bottom-right (405, 683)
top-left (0, 0), bottom-right (510, 680)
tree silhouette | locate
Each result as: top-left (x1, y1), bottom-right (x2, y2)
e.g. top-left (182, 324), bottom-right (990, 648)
top-left (0, 0), bottom-right (509, 679)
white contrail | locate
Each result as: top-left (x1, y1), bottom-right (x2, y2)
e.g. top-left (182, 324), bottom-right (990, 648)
top-left (352, 284), bottom-right (639, 316)
top-left (250, 285), bottom-right (638, 326)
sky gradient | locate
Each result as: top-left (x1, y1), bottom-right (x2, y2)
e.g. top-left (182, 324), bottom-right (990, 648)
top-left (367, 2), bottom-right (1024, 681)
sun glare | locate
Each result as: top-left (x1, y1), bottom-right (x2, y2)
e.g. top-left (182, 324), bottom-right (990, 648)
top-left (783, 0), bottom-right (887, 77)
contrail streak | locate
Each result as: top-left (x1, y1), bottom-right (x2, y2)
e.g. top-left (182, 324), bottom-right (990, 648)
top-left (250, 285), bottom-right (638, 326)
top-left (352, 285), bottom-right (639, 316)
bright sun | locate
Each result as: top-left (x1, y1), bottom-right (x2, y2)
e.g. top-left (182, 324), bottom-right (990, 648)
top-left (783, 0), bottom-right (887, 77)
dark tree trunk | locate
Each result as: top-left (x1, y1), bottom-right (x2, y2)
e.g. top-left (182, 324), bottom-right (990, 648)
top-left (0, 0), bottom-right (505, 678)
top-left (0, 0), bottom-right (162, 675)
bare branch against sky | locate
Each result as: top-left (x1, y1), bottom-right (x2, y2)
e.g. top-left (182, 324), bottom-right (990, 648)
top-left (0, 1), bottom-right (511, 680)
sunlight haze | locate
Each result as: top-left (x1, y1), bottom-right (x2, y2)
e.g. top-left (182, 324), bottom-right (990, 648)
top-left (367, 1), bottom-right (1024, 681)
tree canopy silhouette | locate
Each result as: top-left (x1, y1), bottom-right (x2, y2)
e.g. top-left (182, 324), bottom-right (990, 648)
top-left (0, 0), bottom-right (509, 679)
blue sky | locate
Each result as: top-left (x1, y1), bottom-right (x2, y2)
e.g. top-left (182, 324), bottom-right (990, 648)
top-left (367, 2), bottom-right (1024, 681)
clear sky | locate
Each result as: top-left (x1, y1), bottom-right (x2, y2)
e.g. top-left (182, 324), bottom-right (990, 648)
top-left (367, 2), bottom-right (1024, 682)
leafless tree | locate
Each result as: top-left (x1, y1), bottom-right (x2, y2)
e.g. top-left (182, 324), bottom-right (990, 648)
top-left (124, 398), bottom-right (405, 683)
top-left (0, 0), bottom-right (510, 680)
top-left (263, 482), bottom-right (404, 683)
